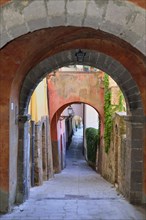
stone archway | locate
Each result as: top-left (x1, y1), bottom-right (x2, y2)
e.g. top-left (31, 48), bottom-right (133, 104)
top-left (20, 50), bottom-right (144, 115)
top-left (50, 100), bottom-right (103, 174)
top-left (0, 0), bottom-right (145, 57)
top-left (0, 0), bottom-right (146, 213)
top-left (16, 49), bottom-right (145, 206)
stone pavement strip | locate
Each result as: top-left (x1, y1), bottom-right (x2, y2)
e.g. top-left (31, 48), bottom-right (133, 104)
top-left (0, 128), bottom-right (146, 220)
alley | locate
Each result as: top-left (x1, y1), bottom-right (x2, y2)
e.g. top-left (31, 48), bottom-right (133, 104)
top-left (0, 128), bottom-right (145, 220)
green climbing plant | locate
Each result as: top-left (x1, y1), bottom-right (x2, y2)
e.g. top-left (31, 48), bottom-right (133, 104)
top-left (118, 91), bottom-right (125, 112)
top-left (104, 74), bottom-right (112, 153)
top-left (104, 74), bottom-right (126, 153)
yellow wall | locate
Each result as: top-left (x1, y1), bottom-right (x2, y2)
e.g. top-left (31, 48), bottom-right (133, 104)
top-left (29, 78), bottom-right (48, 122)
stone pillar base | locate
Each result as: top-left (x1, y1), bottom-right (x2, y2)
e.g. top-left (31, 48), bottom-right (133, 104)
top-left (0, 190), bottom-right (10, 213)
top-left (52, 141), bottom-right (61, 173)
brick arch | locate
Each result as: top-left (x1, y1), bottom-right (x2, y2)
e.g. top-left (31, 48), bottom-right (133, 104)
top-left (51, 101), bottom-right (102, 125)
top-left (51, 101), bottom-right (103, 141)
top-left (16, 49), bottom-right (145, 205)
top-left (20, 49), bottom-right (144, 117)
top-left (0, 0), bottom-right (145, 56)
top-left (51, 101), bottom-right (102, 173)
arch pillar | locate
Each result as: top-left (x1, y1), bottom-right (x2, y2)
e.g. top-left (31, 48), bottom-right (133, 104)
top-left (124, 115), bottom-right (146, 203)
top-left (42, 122), bottom-right (48, 181)
top-left (51, 114), bottom-right (62, 174)
top-left (16, 114), bottom-right (31, 204)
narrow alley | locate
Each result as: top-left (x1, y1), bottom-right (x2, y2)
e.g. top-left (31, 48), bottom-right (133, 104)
top-left (0, 129), bottom-right (145, 220)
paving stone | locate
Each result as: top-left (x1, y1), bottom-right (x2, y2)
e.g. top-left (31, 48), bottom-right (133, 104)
top-left (0, 129), bottom-right (145, 220)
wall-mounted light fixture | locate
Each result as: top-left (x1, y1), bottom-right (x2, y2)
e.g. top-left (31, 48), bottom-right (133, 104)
top-left (68, 105), bottom-right (73, 116)
top-left (75, 49), bottom-right (86, 63)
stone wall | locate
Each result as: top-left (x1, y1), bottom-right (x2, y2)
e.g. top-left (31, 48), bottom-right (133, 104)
top-left (101, 112), bottom-right (126, 192)
top-left (30, 116), bottom-right (53, 187)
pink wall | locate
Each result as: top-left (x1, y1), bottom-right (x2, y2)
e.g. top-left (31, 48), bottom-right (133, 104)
top-left (57, 118), bottom-right (66, 169)
top-left (48, 71), bottom-right (104, 125)
top-left (48, 70), bottom-right (104, 172)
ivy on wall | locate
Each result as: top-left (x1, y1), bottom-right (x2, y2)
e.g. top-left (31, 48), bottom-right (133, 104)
top-left (104, 74), bottom-right (125, 153)
top-left (118, 92), bottom-right (125, 112)
top-left (104, 74), bottom-right (112, 153)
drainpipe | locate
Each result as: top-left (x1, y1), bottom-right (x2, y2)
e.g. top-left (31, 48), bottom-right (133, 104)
top-left (31, 120), bottom-right (35, 187)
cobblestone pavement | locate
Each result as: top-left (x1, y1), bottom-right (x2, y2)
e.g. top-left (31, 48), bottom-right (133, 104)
top-left (0, 128), bottom-right (146, 220)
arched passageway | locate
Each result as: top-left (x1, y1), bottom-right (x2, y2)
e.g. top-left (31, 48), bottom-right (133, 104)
top-left (50, 99), bottom-right (102, 174)
top-left (16, 50), bottom-right (145, 206)
top-left (0, 0), bottom-right (146, 213)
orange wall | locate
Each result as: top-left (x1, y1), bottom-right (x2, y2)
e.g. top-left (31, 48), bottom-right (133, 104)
top-left (48, 71), bottom-right (104, 142)
top-left (48, 71), bottom-right (104, 123)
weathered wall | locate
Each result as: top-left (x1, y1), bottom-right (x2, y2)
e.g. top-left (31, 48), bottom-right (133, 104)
top-left (57, 118), bottom-right (66, 170)
top-left (34, 121), bottom-right (43, 186)
top-left (101, 78), bottom-right (128, 197)
top-left (48, 70), bottom-right (104, 173)
top-left (9, 101), bottom-right (18, 209)
top-left (48, 71), bottom-right (104, 126)
top-left (29, 78), bottom-right (48, 122)
top-left (101, 112), bottom-right (127, 193)
top-left (28, 78), bottom-right (53, 186)
top-left (0, 0), bottom-right (145, 56)
top-left (101, 110), bottom-right (145, 203)
top-left (32, 116), bottom-right (53, 186)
